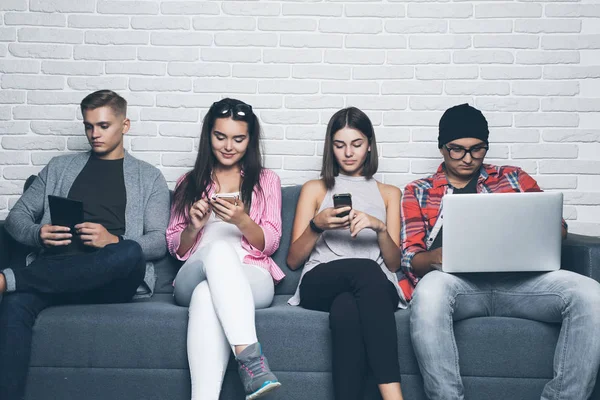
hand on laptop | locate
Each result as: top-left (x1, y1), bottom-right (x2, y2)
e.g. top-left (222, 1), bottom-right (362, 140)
top-left (411, 247), bottom-right (444, 277)
top-left (428, 248), bottom-right (444, 271)
top-left (40, 224), bottom-right (72, 247)
top-left (431, 247), bottom-right (443, 265)
top-left (75, 222), bottom-right (118, 249)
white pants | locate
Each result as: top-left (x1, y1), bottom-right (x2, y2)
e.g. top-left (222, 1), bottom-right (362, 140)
top-left (173, 240), bottom-right (274, 400)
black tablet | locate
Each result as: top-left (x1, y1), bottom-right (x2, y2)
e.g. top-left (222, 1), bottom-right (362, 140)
top-left (48, 195), bottom-right (84, 231)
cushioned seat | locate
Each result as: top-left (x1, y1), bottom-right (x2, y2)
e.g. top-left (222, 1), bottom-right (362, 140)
top-left (30, 294), bottom-right (187, 370)
top-left (27, 292), bottom-right (563, 400)
top-left (29, 293), bottom-right (559, 377)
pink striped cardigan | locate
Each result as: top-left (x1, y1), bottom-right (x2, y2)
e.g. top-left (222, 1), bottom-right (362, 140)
top-left (166, 169), bottom-right (285, 283)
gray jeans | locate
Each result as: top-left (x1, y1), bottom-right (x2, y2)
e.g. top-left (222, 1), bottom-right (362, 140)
top-left (410, 269), bottom-right (600, 400)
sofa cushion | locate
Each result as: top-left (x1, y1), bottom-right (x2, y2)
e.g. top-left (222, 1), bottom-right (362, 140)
top-left (455, 317), bottom-right (556, 378)
top-left (30, 294), bottom-right (559, 382)
top-left (153, 254), bottom-right (180, 294)
top-left (256, 297), bottom-right (559, 379)
top-left (30, 294), bottom-right (188, 370)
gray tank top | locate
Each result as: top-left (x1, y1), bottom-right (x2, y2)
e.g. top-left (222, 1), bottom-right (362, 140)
top-left (288, 175), bottom-right (406, 308)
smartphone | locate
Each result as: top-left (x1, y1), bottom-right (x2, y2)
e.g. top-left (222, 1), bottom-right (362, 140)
top-left (333, 193), bottom-right (352, 217)
top-left (212, 193), bottom-right (239, 206)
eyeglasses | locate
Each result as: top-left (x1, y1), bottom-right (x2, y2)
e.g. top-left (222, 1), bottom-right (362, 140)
top-left (443, 144), bottom-right (488, 160)
top-left (210, 100), bottom-right (253, 122)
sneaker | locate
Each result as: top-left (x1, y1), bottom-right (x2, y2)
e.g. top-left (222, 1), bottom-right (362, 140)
top-left (236, 342), bottom-right (282, 400)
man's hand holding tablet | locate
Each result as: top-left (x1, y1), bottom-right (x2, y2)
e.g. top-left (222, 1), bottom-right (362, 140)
top-left (46, 195), bottom-right (84, 250)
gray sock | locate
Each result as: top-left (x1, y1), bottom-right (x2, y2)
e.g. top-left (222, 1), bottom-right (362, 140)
top-left (1, 269), bottom-right (16, 292)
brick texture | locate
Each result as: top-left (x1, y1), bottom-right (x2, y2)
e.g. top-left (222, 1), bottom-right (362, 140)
top-left (0, 3), bottom-right (599, 234)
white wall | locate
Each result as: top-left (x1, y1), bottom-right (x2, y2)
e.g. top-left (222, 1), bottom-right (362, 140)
top-left (0, 0), bottom-right (599, 234)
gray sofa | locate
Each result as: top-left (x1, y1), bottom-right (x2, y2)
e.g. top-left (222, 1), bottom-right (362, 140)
top-left (1, 185), bottom-right (599, 400)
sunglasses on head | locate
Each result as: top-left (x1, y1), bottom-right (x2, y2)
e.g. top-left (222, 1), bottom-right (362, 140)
top-left (210, 100), bottom-right (253, 122)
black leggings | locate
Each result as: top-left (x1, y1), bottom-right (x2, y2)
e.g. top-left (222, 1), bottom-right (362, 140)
top-left (299, 258), bottom-right (401, 400)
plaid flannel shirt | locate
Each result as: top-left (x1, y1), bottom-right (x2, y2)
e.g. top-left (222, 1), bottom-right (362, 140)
top-left (399, 163), bottom-right (568, 297)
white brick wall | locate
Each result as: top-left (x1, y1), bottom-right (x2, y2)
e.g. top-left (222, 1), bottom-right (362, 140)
top-left (0, 1), bottom-right (599, 235)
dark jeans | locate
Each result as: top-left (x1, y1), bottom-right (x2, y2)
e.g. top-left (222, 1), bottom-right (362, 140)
top-left (0, 240), bottom-right (145, 400)
top-left (300, 258), bottom-right (401, 400)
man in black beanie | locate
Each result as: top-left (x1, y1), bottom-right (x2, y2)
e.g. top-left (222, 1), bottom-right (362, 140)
top-left (436, 103), bottom-right (489, 189)
top-left (399, 103), bottom-right (600, 400)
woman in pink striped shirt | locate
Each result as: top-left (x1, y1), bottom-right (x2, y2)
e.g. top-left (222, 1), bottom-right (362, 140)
top-left (166, 98), bottom-right (283, 400)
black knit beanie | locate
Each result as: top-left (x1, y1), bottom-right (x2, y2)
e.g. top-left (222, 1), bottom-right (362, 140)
top-left (438, 103), bottom-right (489, 149)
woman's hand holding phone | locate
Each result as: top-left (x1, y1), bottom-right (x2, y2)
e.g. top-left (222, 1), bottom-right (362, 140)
top-left (187, 199), bottom-right (211, 232)
top-left (211, 196), bottom-right (247, 226)
top-left (312, 207), bottom-right (352, 231)
top-left (349, 209), bottom-right (386, 238)
top-left (332, 193), bottom-right (352, 217)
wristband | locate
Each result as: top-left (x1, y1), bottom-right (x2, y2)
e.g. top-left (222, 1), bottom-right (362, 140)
top-left (118, 235), bottom-right (124, 242)
top-left (309, 219), bottom-right (324, 234)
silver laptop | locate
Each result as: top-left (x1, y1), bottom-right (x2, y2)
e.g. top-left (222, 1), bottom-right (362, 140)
top-left (441, 192), bottom-right (563, 273)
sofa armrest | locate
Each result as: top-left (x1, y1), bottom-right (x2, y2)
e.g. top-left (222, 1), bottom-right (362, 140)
top-left (0, 221), bottom-right (11, 268)
top-left (0, 220), bottom-right (36, 270)
top-left (561, 233), bottom-right (600, 283)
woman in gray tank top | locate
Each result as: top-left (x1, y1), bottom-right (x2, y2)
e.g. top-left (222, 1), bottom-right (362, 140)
top-left (287, 108), bottom-right (406, 400)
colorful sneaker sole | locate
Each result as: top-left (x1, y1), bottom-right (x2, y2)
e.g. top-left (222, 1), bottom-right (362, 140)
top-left (245, 381), bottom-right (282, 400)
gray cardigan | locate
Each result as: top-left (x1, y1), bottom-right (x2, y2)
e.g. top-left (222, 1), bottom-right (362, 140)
top-left (5, 151), bottom-right (170, 296)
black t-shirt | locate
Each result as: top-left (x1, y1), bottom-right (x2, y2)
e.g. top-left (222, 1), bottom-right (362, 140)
top-left (42, 156), bottom-right (126, 257)
top-left (429, 176), bottom-right (478, 250)
top-left (68, 156), bottom-right (127, 237)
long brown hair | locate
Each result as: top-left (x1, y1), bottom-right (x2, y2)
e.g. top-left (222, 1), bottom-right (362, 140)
top-left (321, 107), bottom-right (378, 189)
top-left (172, 98), bottom-right (263, 218)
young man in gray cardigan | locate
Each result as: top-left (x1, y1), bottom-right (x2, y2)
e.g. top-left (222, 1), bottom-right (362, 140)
top-left (0, 90), bottom-right (170, 400)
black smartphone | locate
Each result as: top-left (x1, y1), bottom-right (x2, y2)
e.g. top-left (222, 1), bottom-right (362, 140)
top-left (48, 195), bottom-right (84, 232)
top-left (333, 193), bottom-right (352, 217)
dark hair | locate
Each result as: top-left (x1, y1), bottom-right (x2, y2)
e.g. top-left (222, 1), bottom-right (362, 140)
top-left (80, 90), bottom-right (127, 117)
top-left (321, 107), bottom-right (378, 189)
top-left (172, 98), bottom-right (263, 219)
